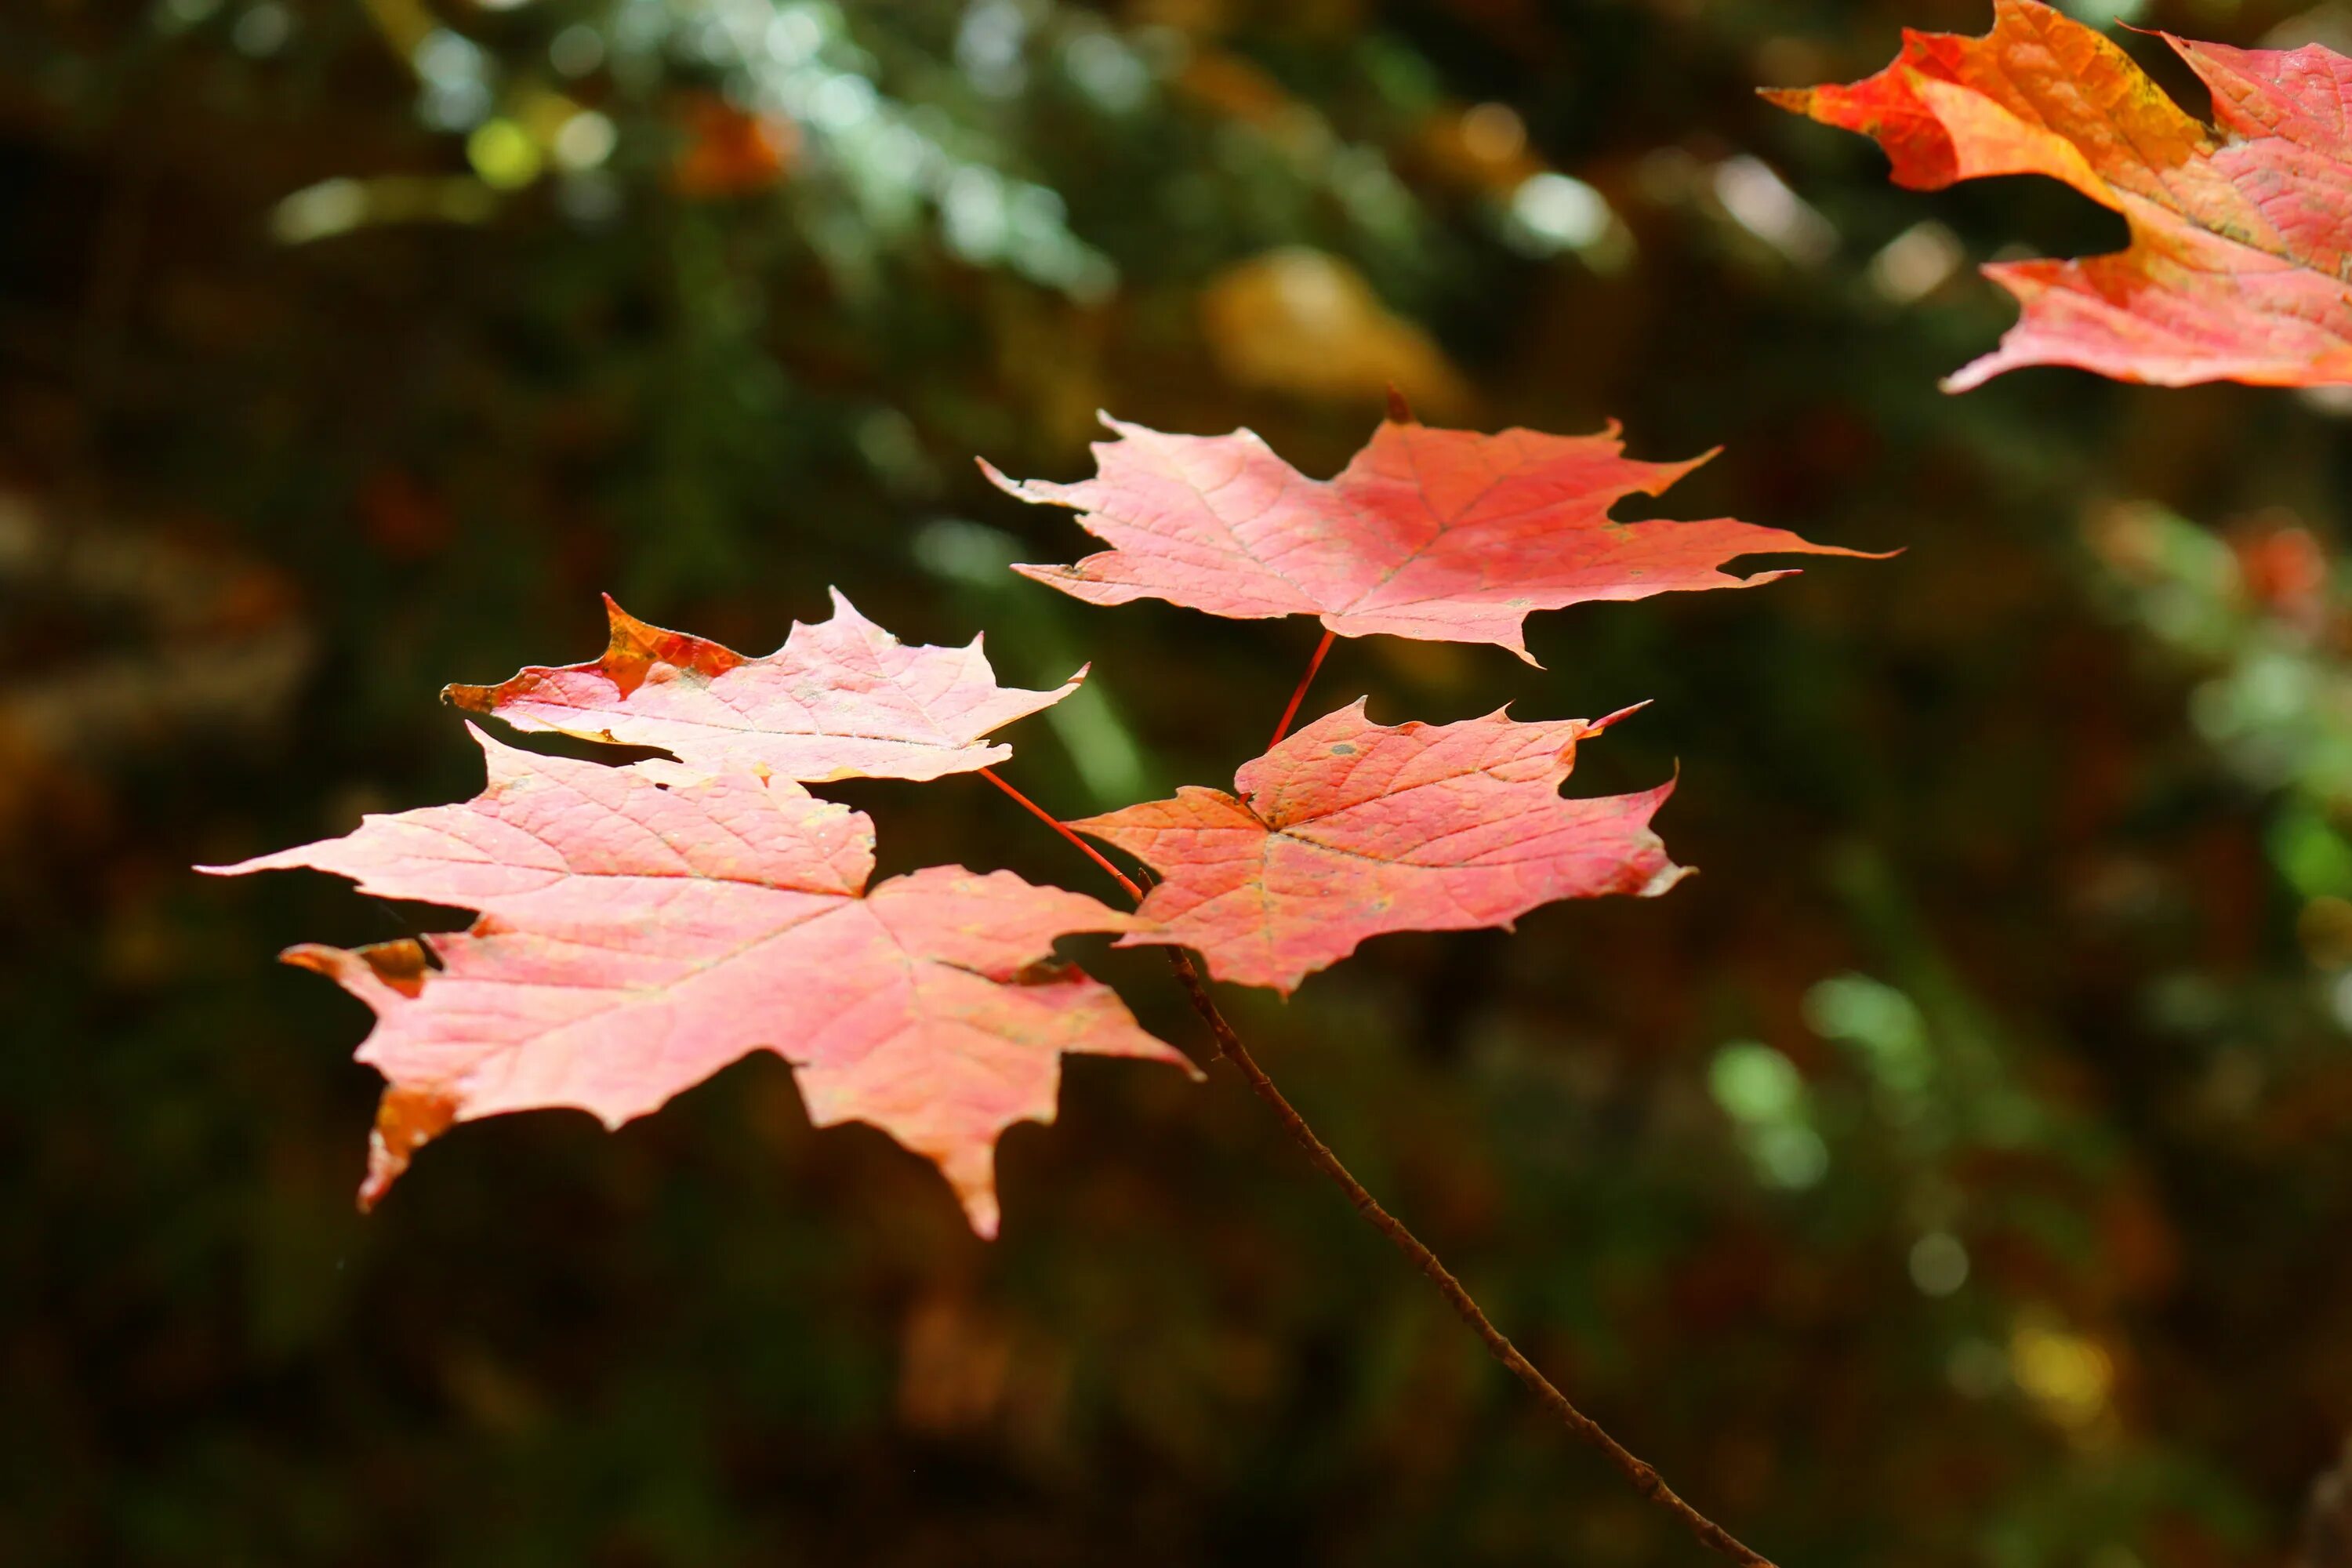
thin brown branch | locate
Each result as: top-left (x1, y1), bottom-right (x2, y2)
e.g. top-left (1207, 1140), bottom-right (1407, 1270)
top-left (1269, 627), bottom-right (1337, 750)
top-left (979, 764), bottom-right (1777, 1566)
top-left (978, 768), bottom-right (1145, 903)
top-left (1160, 953), bottom-right (1776, 1568)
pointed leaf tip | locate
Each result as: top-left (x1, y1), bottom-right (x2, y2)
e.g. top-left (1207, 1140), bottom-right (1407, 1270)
top-left (357, 1083), bottom-right (460, 1211)
top-left (1592, 700), bottom-right (1653, 732)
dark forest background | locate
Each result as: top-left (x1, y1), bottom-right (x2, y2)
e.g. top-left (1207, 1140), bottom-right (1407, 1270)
top-left (7, 0), bottom-right (2352, 1563)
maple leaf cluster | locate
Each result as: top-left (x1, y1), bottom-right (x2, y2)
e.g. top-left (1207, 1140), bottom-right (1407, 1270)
top-left (209, 412), bottom-right (1864, 1232)
top-left (1769, 0), bottom-right (2352, 390)
top-left (211, 593), bottom-right (1185, 1237)
top-left (213, 0), bottom-right (2352, 1236)
top-left (185, 11), bottom-right (2352, 1557)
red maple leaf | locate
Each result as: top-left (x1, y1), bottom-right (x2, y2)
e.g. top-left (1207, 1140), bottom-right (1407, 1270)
top-left (983, 415), bottom-right (1874, 660)
top-left (1070, 701), bottom-right (1686, 995)
top-left (445, 590), bottom-right (1081, 782)
top-left (1769, 0), bottom-right (2352, 388)
top-left (201, 729), bottom-right (1194, 1235)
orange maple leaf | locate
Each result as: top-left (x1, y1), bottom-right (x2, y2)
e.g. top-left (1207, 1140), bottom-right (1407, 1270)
top-left (1769, 0), bottom-right (2352, 388)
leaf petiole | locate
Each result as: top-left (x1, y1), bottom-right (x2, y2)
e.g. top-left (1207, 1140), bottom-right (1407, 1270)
top-left (975, 760), bottom-right (1777, 1568)
top-left (1267, 627), bottom-right (1336, 750)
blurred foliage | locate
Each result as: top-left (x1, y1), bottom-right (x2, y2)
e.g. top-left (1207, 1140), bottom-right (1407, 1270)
top-left (5, 0), bottom-right (2352, 1563)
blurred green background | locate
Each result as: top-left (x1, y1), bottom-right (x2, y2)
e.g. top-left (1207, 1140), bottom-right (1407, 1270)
top-left (7, 0), bottom-right (2352, 1563)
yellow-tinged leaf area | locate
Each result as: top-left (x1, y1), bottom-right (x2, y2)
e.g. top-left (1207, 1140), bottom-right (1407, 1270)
top-left (356, 1079), bottom-right (461, 1211)
top-left (1768, 0), bottom-right (2352, 387)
